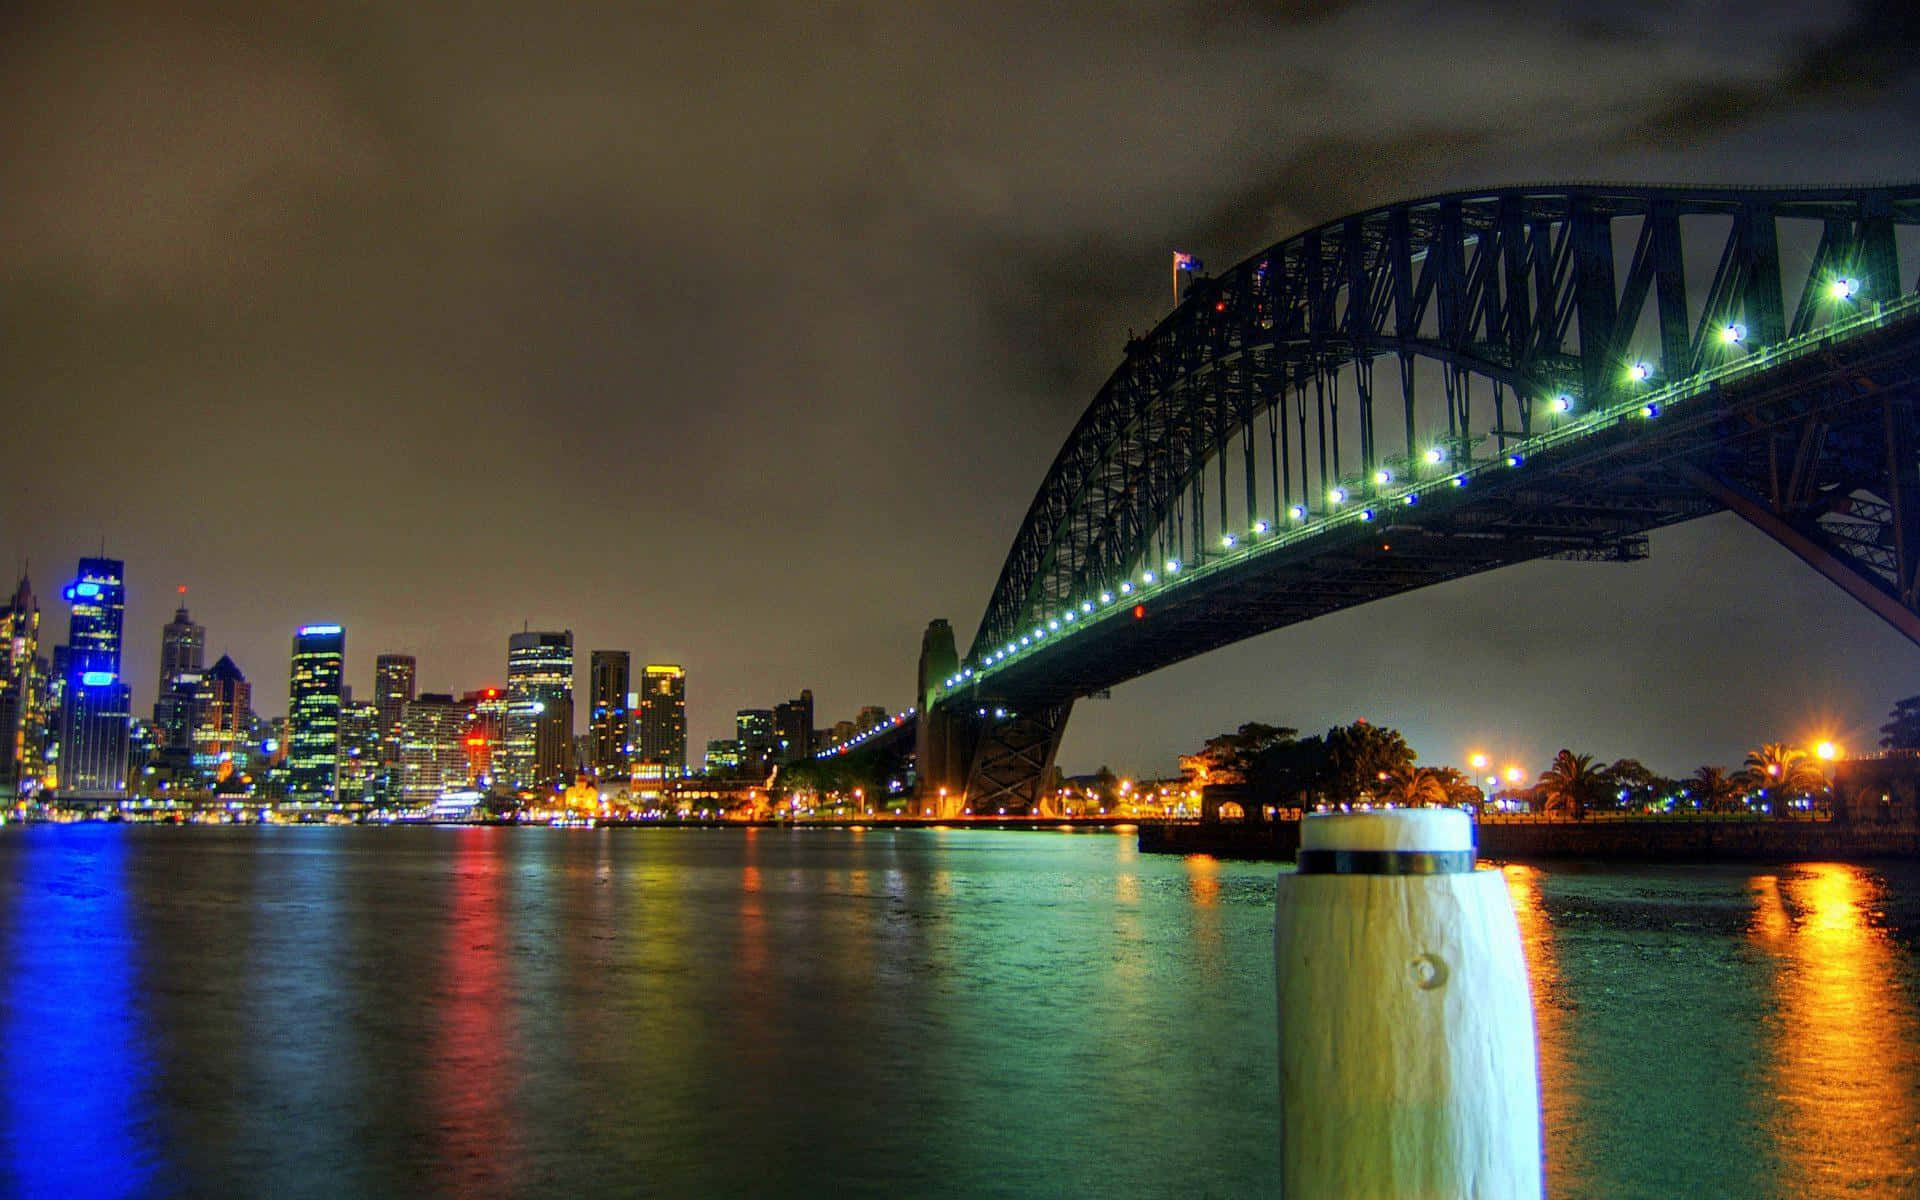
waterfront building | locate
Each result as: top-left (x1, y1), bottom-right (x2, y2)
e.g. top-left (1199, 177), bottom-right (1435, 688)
top-left (399, 692), bottom-right (469, 804)
top-left (704, 738), bottom-right (744, 774)
top-left (589, 650), bottom-right (631, 779)
top-left (192, 655), bottom-right (253, 775)
top-left (152, 591), bottom-right (206, 771)
top-left (0, 574), bottom-right (45, 793)
top-left (505, 630), bottom-right (573, 789)
top-left (736, 709), bottom-right (775, 773)
top-left (856, 705), bottom-right (890, 732)
top-left (373, 653), bottom-right (416, 761)
top-left (773, 690), bottom-right (813, 764)
top-left (461, 687), bottom-right (506, 787)
top-left (336, 700), bottom-right (382, 805)
top-left (637, 664), bottom-right (687, 775)
top-left (287, 624), bottom-right (346, 802)
top-left (829, 719), bottom-right (857, 747)
top-left (57, 557), bottom-right (132, 802)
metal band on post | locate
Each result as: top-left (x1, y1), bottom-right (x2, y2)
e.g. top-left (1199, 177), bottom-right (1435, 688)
top-left (1295, 848), bottom-right (1476, 875)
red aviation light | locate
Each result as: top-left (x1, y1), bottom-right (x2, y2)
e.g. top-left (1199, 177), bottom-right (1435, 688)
top-left (1132, 604), bottom-right (1146, 620)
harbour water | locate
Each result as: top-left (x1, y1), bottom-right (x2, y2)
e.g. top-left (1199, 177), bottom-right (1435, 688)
top-left (1, 825), bottom-right (1916, 1197)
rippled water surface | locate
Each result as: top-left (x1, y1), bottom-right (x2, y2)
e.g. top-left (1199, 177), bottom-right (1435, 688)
top-left (1, 826), bottom-right (1916, 1197)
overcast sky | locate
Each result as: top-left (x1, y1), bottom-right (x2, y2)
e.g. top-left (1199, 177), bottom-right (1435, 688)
top-left (4, 1), bottom-right (1919, 777)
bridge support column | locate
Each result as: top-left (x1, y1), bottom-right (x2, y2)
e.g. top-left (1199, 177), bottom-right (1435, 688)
top-left (961, 702), bottom-right (1072, 817)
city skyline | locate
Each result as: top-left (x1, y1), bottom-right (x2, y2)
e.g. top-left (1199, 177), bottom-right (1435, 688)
top-left (7, 5), bottom-right (1920, 778)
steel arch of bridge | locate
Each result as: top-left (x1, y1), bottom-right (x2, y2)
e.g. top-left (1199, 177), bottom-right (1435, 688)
top-left (972, 183), bottom-right (1920, 660)
top-left (921, 182), bottom-right (1920, 816)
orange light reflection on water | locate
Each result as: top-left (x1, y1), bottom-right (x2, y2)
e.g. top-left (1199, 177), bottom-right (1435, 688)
top-left (1504, 863), bottom-right (1582, 1193)
top-left (1753, 864), bottom-right (1920, 1196)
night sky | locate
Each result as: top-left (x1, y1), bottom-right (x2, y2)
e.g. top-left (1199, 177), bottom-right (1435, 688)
top-left (5, 2), bottom-right (1920, 778)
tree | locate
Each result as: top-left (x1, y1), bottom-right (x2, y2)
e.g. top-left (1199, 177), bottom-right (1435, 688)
top-left (1688, 765), bottom-right (1741, 813)
top-left (1882, 695), bottom-right (1920, 750)
top-left (1535, 750), bottom-right (1606, 820)
top-left (1601, 758), bottom-right (1676, 811)
top-left (1380, 766), bottom-right (1450, 807)
top-left (1191, 722), bottom-right (1298, 783)
top-left (1741, 742), bottom-right (1825, 814)
top-left (1320, 721), bottom-right (1416, 804)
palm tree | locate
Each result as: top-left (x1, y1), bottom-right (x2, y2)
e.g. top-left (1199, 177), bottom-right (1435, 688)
top-left (1381, 767), bottom-right (1450, 808)
top-left (1689, 765), bottom-right (1740, 813)
top-left (1535, 749), bottom-right (1603, 821)
top-left (1742, 742), bottom-right (1825, 814)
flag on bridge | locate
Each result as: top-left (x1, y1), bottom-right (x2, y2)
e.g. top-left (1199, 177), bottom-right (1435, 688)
top-left (1172, 252), bottom-right (1204, 304)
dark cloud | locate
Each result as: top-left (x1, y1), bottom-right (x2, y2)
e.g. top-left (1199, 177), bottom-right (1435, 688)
top-left (3, 1), bottom-right (1917, 777)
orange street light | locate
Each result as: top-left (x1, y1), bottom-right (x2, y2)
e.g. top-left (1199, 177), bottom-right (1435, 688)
top-left (1468, 752), bottom-right (1490, 771)
top-left (1503, 766), bottom-right (1526, 784)
top-left (1815, 741), bottom-right (1840, 762)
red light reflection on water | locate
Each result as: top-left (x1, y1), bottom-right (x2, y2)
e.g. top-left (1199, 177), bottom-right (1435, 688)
top-left (430, 828), bottom-right (521, 1199)
top-left (1752, 865), bottom-right (1920, 1195)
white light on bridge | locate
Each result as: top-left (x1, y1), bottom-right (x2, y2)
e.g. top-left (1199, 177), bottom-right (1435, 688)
top-left (1552, 394), bottom-right (1574, 413)
top-left (1626, 361), bottom-right (1652, 383)
top-left (1254, 520), bottom-right (1270, 534)
top-left (1100, 592), bottom-right (1113, 604)
top-left (1141, 570), bottom-right (1156, 584)
top-left (1830, 276), bottom-right (1862, 301)
top-left (1424, 447), bottom-right (1447, 464)
top-left (1289, 505), bottom-right (1308, 521)
top-left (1120, 582), bottom-right (1133, 594)
top-left (1222, 534), bottom-right (1237, 548)
top-left (1165, 558), bottom-right (1181, 573)
top-left (1329, 487), bottom-right (1348, 505)
top-left (1719, 323), bottom-right (1747, 345)
top-left (1374, 469), bottom-right (1392, 485)
top-left (1082, 601), bottom-right (1095, 613)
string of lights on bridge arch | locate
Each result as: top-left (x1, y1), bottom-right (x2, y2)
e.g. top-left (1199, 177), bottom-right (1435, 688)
top-left (939, 278), bottom-right (1910, 702)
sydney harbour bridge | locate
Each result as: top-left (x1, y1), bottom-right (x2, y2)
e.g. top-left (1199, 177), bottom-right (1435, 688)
top-left (824, 183), bottom-right (1920, 816)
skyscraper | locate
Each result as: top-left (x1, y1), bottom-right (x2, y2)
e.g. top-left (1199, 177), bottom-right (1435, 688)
top-left (399, 693), bottom-right (469, 804)
top-left (288, 624), bottom-right (346, 801)
top-left (0, 574), bottom-right (45, 793)
top-left (152, 590), bottom-right (206, 768)
top-left (460, 688), bottom-right (507, 787)
top-left (57, 558), bottom-right (132, 801)
top-left (373, 653), bottom-right (416, 760)
top-left (773, 690), bottom-right (813, 765)
top-left (589, 650), bottom-right (631, 779)
top-left (636, 664), bottom-right (687, 775)
top-left (192, 654), bottom-right (252, 776)
top-left (336, 699), bottom-right (382, 805)
top-left (736, 708), bottom-right (775, 773)
top-left (505, 630), bottom-right (573, 789)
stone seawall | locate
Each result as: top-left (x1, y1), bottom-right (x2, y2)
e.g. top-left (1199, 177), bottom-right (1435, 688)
top-left (1140, 817), bottom-right (1920, 863)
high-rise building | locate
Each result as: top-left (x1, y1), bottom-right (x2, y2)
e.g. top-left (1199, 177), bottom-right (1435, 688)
top-left (773, 690), bottom-right (813, 765)
top-left (57, 558), bottom-right (132, 801)
top-left (461, 688), bottom-right (507, 787)
top-left (0, 574), bottom-right (45, 794)
top-left (399, 692), bottom-right (469, 804)
top-left (636, 664), bottom-right (687, 775)
top-left (192, 654), bottom-right (252, 776)
top-left (152, 590), bottom-right (206, 768)
top-left (336, 700), bottom-right (382, 805)
top-left (736, 709), bottom-right (775, 773)
top-left (373, 654), bottom-right (416, 760)
top-left (704, 738), bottom-right (744, 774)
top-left (505, 630), bottom-right (573, 789)
top-left (589, 650), bottom-right (631, 778)
top-left (287, 624), bottom-right (346, 801)
top-left (856, 705), bottom-right (890, 732)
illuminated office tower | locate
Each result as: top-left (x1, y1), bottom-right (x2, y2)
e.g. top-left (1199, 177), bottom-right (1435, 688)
top-left (589, 650), bottom-right (631, 778)
top-left (461, 688), bottom-right (506, 786)
top-left (0, 574), bottom-right (45, 792)
top-left (773, 690), bottom-right (813, 764)
top-left (287, 624), bottom-right (346, 801)
top-left (373, 654), bottom-right (416, 759)
top-left (505, 630), bottom-right (573, 788)
top-left (152, 591), bottom-right (206, 767)
top-left (636, 664), bottom-right (686, 775)
top-left (704, 739), bottom-right (744, 775)
top-left (192, 655), bottom-right (252, 775)
top-left (736, 709), bottom-right (775, 773)
top-left (399, 692), bottom-right (469, 804)
top-left (57, 558), bottom-right (132, 801)
top-left (336, 699), bottom-right (382, 804)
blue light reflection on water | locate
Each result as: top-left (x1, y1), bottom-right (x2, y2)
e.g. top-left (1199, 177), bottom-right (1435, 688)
top-left (1, 825), bottom-right (155, 1199)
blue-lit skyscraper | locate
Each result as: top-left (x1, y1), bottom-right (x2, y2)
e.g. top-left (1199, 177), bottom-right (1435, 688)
top-left (288, 624), bottom-right (346, 802)
top-left (56, 557), bottom-right (131, 801)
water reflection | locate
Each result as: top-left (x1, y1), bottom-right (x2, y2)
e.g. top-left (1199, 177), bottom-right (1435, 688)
top-left (430, 828), bottom-right (520, 1198)
top-left (1755, 864), bottom-right (1920, 1196)
top-left (1504, 863), bottom-right (1582, 1193)
top-left (2, 828), bottom-right (154, 1197)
